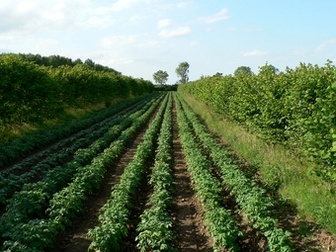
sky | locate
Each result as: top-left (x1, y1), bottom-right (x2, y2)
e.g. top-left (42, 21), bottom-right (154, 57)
top-left (1, 0), bottom-right (336, 83)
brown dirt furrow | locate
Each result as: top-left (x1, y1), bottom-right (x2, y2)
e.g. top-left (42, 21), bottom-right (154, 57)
top-left (171, 103), bottom-right (213, 252)
top-left (120, 159), bottom-right (154, 251)
top-left (49, 110), bottom-right (157, 252)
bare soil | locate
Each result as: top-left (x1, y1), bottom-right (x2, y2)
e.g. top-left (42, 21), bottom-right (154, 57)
top-left (49, 106), bottom-right (157, 252)
top-left (170, 104), bottom-right (213, 251)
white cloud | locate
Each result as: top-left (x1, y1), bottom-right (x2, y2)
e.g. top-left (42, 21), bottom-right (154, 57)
top-left (100, 35), bottom-right (160, 50)
top-left (157, 18), bottom-right (171, 29)
top-left (129, 15), bottom-right (147, 22)
top-left (157, 18), bottom-right (191, 39)
top-left (32, 38), bottom-right (60, 51)
top-left (81, 15), bottom-right (115, 28)
top-left (111, 0), bottom-right (139, 11)
top-left (137, 39), bottom-right (161, 48)
top-left (200, 8), bottom-right (229, 24)
top-left (111, 0), bottom-right (153, 11)
top-left (188, 41), bottom-right (198, 47)
top-left (158, 26), bottom-right (191, 38)
top-left (243, 50), bottom-right (268, 57)
top-left (0, 0), bottom-right (85, 35)
top-left (177, 1), bottom-right (192, 9)
top-left (100, 35), bottom-right (138, 48)
top-left (94, 50), bottom-right (134, 66)
top-left (316, 39), bottom-right (336, 51)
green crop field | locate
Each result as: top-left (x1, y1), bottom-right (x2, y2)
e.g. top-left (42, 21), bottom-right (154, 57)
top-left (1, 54), bottom-right (336, 251)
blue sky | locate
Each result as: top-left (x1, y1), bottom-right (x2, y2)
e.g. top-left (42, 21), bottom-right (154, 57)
top-left (1, 0), bottom-right (336, 83)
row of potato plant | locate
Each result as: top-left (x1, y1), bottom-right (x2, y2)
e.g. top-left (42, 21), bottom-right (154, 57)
top-left (177, 94), bottom-right (293, 252)
top-left (0, 94), bottom-right (166, 251)
top-left (87, 94), bottom-right (169, 251)
top-left (0, 94), bottom-right (163, 244)
top-left (0, 111), bottom-right (127, 204)
top-left (0, 94), bottom-right (162, 237)
top-left (0, 94), bottom-right (152, 177)
top-left (135, 94), bottom-right (176, 251)
top-left (175, 95), bottom-right (241, 252)
top-left (0, 93), bottom-right (156, 167)
top-left (0, 95), bottom-right (159, 206)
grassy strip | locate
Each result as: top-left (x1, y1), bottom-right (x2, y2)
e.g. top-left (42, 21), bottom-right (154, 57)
top-left (175, 95), bottom-right (241, 251)
top-left (135, 93), bottom-right (176, 251)
top-left (179, 92), bottom-right (336, 234)
top-left (87, 94), bottom-right (169, 251)
top-left (177, 93), bottom-right (292, 251)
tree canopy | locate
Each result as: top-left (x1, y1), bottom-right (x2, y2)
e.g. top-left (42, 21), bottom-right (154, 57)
top-left (234, 66), bottom-right (253, 77)
top-left (175, 62), bottom-right (190, 84)
top-left (153, 70), bottom-right (169, 85)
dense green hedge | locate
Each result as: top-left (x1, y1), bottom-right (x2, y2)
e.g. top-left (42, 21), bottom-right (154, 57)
top-left (0, 54), bottom-right (63, 125)
top-left (178, 61), bottom-right (336, 181)
top-left (0, 54), bottom-right (153, 127)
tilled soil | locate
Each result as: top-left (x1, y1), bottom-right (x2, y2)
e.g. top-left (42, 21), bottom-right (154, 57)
top-left (171, 105), bottom-right (213, 251)
top-left (49, 107), bottom-right (157, 252)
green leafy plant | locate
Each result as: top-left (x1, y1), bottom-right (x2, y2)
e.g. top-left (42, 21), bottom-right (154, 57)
top-left (175, 95), bottom-right (241, 251)
top-left (88, 94), bottom-right (169, 251)
top-left (177, 93), bottom-right (293, 251)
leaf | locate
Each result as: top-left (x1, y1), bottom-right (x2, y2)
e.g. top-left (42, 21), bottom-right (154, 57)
top-left (331, 142), bottom-right (336, 152)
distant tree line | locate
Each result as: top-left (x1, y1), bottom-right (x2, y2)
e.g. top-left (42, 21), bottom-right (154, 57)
top-left (17, 53), bottom-right (121, 74)
top-left (152, 61), bottom-right (190, 89)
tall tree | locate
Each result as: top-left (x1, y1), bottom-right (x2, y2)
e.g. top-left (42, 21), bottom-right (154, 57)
top-left (153, 70), bottom-right (169, 85)
top-left (175, 62), bottom-right (190, 84)
top-left (234, 66), bottom-right (253, 77)
top-left (259, 63), bottom-right (279, 74)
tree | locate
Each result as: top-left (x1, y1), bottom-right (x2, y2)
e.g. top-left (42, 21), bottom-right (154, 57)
top-left (213, 72), bottom-right (223, 77)
top-left (175, 62), bottom-right (190, 84)
top-left (153, 70), bottom-right (169, 85)
top-left (259, 63), bottom-right (279, 74)
top-left (234, 66), bottom-right (253, 77)
top-left (84, 58), bottom-right (96, 68)
top-left (74, 58), bottom-right (83, 65)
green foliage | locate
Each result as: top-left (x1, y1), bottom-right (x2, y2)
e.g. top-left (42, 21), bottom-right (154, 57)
top-left (0, 95), bottom-right (164, 251)
top-left (0, 95), bottom-right (156, 203)
top-left (175, 95), bottom-right (241, 251)
top-left (153, 70), bottom-right (169, 85)
top-left (18, 53), bottom-right (120, 74)
top-left (175, 62), bottom-right (190, 84)
top-left (178, 61), bottom-right (336, 181)
top-left (177, 94), bottom-right (293, 251)
top-left (0, 54), bottom-right (63, 125)
top-left (0, 53), bottom-right (154, 133)
top-left (136, 94), bottom-right (176, 252)
top-left (88, 95), bottom-right (169, 251)
top-left (234, 66), bottom-right (253, 77)
top-left (0, 94), bottom-right (150, 167)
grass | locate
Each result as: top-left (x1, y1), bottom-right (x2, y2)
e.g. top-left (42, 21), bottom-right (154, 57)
top-left (180, 92), bottom-right (336, 234)
top-left (0, 102), bottom-right (108, 142)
